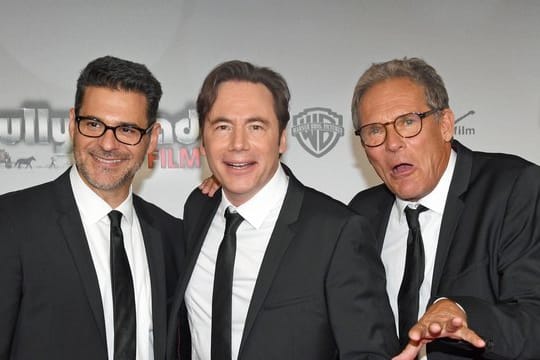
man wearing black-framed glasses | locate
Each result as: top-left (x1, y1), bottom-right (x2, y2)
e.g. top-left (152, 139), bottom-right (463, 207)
top-left (0, 56), bottom-right (182, 360)
top-left (349, 57), bottom-right (540, 360)
top-left (75, 115), bottom-right (155, 146)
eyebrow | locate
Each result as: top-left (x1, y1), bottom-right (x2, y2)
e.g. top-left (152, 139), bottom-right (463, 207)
top-left (79, 114), bottom-right (140, 127)
top-left (208, 116), bottom-right (270, 124)
top-left (363, 111), bottom-right (420, 125)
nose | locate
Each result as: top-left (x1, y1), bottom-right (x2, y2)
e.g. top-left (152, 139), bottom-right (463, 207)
top-left (384, 125), bottom-right (405, 152)
top-left (98, 128), bottom-right (120, 150)
top-left (229, 127), bottom-right (249, 151)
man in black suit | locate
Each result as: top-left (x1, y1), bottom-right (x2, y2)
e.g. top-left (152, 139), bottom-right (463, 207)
top-left (166, 60), bottom-right (398, 360)
top-left (0, 56), bottom-right (182, 360)
top-left (349, 57), bottom-right (540, 359)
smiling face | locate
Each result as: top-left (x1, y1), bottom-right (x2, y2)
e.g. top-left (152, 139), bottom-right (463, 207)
top-left (357, 77), bottom-right (454, 201)
top-left (201, 81), bottom-right (286, 206)
top-left (69, 86), bottom-right (160, 207)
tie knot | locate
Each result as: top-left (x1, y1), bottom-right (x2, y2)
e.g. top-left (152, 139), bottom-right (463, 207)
top-left (224, 207), bottom-right (244, 235)
top-left (404, 205), bottom-right (427, 231)
top-left (108, 210), bottom-right (123, 228)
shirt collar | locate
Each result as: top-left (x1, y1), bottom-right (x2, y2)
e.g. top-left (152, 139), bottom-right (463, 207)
top-left (70, 166), bottom-right (134, 225)
top-left (219, 164), bottom-right (289, 229)
top-left (395, 149), bottom-right (457, 222)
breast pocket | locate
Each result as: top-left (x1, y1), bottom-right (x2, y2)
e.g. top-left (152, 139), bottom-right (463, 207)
top-left (263, 294), bottom-right (317, 310)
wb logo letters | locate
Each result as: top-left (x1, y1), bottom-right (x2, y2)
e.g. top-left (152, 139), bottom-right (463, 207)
top-left (291, 107), bottom-right (344, 158)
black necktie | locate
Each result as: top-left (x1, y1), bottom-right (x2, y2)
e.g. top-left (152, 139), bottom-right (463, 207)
top-left (108, 210), bottom-right (136, 360)
top-left (398, 205), bottom-right (428, 348)
top-left (211, 208), bottom-right (244, 360)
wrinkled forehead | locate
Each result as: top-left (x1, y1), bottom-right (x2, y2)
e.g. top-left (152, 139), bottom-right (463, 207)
top-left (358, 78), bottom-right (427, 125)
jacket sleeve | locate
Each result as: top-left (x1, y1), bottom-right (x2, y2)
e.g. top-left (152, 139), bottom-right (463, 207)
top-left (326, 213), bottom-right (400, 359)
top-left (438, 164), bottom-right (540, 359)
top-left (0, 202), bottom-right (22, 359)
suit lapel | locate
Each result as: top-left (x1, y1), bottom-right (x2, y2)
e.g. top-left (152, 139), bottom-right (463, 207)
top-left (181, 192), bottom-right (221, 299)
top-left (372, 189), bottom-right (395, 254)
top-left (351, 185), bottom-right (394, 254)
top-left (166, 191), bottom-right (221, 358)
top-left (134, 197), bottom-right (167, 360)
top-left (238, 168), bottom-right (303, 357)
top-left (54, 170), bottom-right (107, 347)
top-left (431, 141), bottom-right (471, 294)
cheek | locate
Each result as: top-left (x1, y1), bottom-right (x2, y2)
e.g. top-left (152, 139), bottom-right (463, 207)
top-left (135, 147), bottom-right (148, 162)
top-left (262, 139), bottom-right (282, 159)
top-left (365, 150), bottom-right (385, 170)
top-left (202, 141), bottom-right (219, 159)
top-left (200, 133), bottom-right (215, 157)
top-left (72, 136), bottom-right (88, 153)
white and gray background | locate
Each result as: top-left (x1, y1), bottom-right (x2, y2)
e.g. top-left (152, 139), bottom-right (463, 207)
top-left (1, 0), bottom-right (539, 217)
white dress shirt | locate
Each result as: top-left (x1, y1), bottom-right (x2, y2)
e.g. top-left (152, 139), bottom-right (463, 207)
top-left (70, 167), bottom-right (154, 360)
top-left (185, 165), bottom-right (289, 360)
top-left (381, 150), bottom-right (456, 360)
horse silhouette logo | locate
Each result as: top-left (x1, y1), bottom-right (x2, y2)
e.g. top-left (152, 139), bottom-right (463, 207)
top-left (291, 107), bottom-right (344, 158)
top-left (14, 156), bottom-right (36, 168)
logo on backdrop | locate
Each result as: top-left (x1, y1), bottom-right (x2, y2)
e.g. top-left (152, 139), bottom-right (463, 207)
top-left (291, 107), bottom-right (344, 158)
top-left (454, 110), bottom-right (476, 136)
top-left (0, 107), bottom-right (202, 170)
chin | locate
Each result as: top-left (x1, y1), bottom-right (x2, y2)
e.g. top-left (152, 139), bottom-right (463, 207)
top-left (392, 188), bottom-right (420, 202)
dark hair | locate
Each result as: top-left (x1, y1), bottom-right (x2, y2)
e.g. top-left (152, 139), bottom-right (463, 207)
top-left (196, 60), bottom-right (290, 134)
top-left (351, 57), bottom-right (449, 130)
top-left (74, 55), bottom-right (162, 124)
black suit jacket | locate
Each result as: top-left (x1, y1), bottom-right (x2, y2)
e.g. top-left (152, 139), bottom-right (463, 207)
top-left (166, 165), bottom-right (399, 359)
top-left (0, 169), bottom-right (183, 360)
top-left (349, 140), bottom-right (540, 359)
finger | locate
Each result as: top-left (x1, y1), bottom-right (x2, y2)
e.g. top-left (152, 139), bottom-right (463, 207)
top-left (428, 319), bottom-right (485, 348)
top-left (411, 321), bottom-right (442, 341)
top-left (408, 322), bottom-right (430, 342)
top-left (207, 182), bottom-right (219, 197)
top-left (456, 328), bottom-right (486, 348)
top-left (426, 321), bottom-right (443, 337)
top-left (445, 316), bottom-right (465, 333)
top-left (410, 319), bottom-right (447, 341)
top-left (392, 343), bottom-right (422, 360)
top-left (198, 179), bottom-right (209, 191)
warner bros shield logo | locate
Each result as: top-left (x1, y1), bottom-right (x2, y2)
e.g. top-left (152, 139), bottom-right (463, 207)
top-left (291, 107), bottom-right (344, 158)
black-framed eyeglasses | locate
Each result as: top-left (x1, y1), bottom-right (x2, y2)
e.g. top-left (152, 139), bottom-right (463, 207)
top-left (75, 115), bottom-right (154, 146)
top-left (354, 108), bottom-right (443, 147)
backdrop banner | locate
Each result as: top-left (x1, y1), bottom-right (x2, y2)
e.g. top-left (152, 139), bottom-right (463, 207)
top-left (2, 0), bottom-right (539, 217)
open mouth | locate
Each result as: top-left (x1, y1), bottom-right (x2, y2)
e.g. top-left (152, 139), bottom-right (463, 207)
top-left (392, 163), bottom-right (413, 175)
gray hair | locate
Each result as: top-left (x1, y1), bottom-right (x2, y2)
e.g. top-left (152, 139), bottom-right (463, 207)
top-left (351, 57), bottom-right (449, 130)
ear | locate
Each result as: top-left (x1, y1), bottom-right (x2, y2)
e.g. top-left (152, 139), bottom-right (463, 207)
top-left (146, 121), bottom-right (161, 155)
top-left (439, 108), bottom-right (455, 142)
top-left (278, 129), bottom-right (287, 154)
top-left (200, 130), bottom-right (207, 157)
top-left (69, 108), bottom-right (76, 139)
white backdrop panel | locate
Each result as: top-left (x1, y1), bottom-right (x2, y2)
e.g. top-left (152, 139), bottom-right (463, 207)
top-left (1, 0), bottom-right (539, 217)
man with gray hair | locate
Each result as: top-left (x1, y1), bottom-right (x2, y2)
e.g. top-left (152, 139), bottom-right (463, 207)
top-left (349, 57), bottom-right (540, 359)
